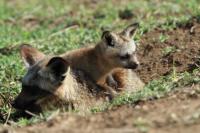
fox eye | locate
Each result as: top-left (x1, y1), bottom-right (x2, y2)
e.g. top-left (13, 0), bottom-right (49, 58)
top-left (120, 53), bottom-right (131, 60)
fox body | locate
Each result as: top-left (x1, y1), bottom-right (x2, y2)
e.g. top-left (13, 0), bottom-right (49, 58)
top-left (12, 24), bottom-right (144, 113)
top-left (62, 23), bottom-right (144, 94)
top-left (12, 45), bottom-right (107, 113)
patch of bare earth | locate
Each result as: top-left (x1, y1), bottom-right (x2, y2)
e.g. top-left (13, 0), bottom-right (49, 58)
top-left (1, 19), bottom-right (200, 133)
top-left (136, 18), bottom-right (200, 83)
top-left (1, 85), bottom-right (200, 133)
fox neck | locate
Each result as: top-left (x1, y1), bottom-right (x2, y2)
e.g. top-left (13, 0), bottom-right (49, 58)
top-left (54, 67), bottom-right (77, 101)
top-left (62, 43), bottom-right (115, 82)
top-left (92, 43), bottom-right (116, 82)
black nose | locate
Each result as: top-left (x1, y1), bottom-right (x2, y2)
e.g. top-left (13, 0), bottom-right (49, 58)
top-left (11, 99), bottom-right (25, 110)
top-left (125, 62), bottom-right (139, 69)
top-left (131, 63), bottom-right (139, 69)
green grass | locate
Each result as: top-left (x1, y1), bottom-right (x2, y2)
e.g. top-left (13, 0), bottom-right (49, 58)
top-left (13, 68), bottom-right (200, 126)
top-left (162, 46), bottom-right (176, 56)
top-left (91, 69), bottom-right (200, 113)
top-left (0, 0), bottom-right (200, 125)
top-left (159, 33), bottom-right (169, 43)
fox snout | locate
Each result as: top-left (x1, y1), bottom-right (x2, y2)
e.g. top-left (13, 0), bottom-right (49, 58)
top-left (12, 96), bottom-right (42, 114)
top-left (12, 96), bottom-right (35, 110)
top-left (11, 99), bottom-right (24, 110)
top-left (12, 89), bottom-right (40, 110)
top-left (120, 53), bottom-right (140, 69)
top-left (128, 54), bottom-right (140, 69)
top-left (126, 61), bottom-right (139, 69)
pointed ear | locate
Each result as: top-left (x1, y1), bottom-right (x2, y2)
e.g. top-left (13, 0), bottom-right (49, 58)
top-left (46, 57), bottom-right (69, 81)
top-left (20, 44), bottom-right (45, 68)
top-left (102, 31), bottom-right (116, 47)
top-left (121, 23), bottom-right (139, 38)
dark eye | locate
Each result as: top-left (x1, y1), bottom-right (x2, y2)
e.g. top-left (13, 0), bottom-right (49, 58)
top-left (120, 53), bottom-right (130, 60)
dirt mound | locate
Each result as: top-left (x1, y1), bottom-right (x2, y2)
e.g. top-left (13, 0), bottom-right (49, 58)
top-left (136, 19), bottom-right (200, 83)
top-left (1, 85), bottom-right (199, 133)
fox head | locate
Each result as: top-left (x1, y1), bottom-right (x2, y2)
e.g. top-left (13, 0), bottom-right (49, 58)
top-left (98, 23), bottom-right (139, 69)
top-left (12, 44), bottom-right (70, 111)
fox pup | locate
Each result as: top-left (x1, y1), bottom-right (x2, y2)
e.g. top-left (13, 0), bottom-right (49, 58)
top-left (12, 42), bottom-right (144, 113)
top-left (62, 23), bottom-right (144, 95)
top-left (12, 44), bottom-right (108, 113)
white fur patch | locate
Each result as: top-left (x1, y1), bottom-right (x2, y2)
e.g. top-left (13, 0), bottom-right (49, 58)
top-left (120, 40), bottom-right (136, 56)
top-left (62, 67), bottom-right (77, 101)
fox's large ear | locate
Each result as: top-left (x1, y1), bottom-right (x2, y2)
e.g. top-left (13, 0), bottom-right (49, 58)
top-left (46, 57), bottom-right (69, 81)
top-left (121, 23), bottom-right (139, 38)
top-left (20, 44), bottom-right (45, 68)
top-left (102, 31), bottom-right (116, 47)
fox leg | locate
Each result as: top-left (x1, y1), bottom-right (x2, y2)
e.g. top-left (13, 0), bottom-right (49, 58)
top-left (106, 74), bottom-right (118, 89)
top-left (100, 84), bottom-right (118, 100)
top-left (106, 74), bottom-right (124, 91)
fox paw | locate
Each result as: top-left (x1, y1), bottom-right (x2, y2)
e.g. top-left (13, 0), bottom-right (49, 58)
top-left (106, 74), bottom-right (119, 90)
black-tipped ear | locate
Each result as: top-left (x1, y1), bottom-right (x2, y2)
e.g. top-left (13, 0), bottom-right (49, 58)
top-left (102, 31), bottom-right (115, 47)
top-left (47, 57), bottom-right (69, 80)
top-left (121, 23), bottom-right (139, 38)
top-left (20, 44), bottom-right (45, 68)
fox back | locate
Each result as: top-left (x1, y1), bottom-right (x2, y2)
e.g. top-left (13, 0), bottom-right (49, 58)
top-left (12, 45), bottom-right (107, 113)
top-left (62, 23), bottom-right (143, 94)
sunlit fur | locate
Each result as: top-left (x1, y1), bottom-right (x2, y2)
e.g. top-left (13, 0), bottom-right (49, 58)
top-left (13, 53), bottom-right (108, 113)
top-left (12, 24), bottom-right (144, 113)
top-left (61, 23), bottom-right (143, 94)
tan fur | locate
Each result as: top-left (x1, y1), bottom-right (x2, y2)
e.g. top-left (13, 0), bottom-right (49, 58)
top-left (61, 45), bottom-right (110, 82)
top-left (111, 68), bottom-right (126, 89)
top-left (36, 66), bottom-right (107, 113)
top-left (14, 44), bottom-right (111, 113)
top-left (13, 24), bottom-right (145, 113)
top-left (61, 24), bottom-right (144, 95)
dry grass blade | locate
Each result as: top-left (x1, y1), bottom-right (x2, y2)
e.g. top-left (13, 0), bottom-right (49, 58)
top-left (24, 110), bottom-right (39, 118)
top-left (4, 108), bottom-right (11, 125)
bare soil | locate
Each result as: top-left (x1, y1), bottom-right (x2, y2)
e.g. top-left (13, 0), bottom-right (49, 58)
top-left (1, 85), bottom-right (200, 133)
top-left (1, 19), bottom-right (200, 133)
top-left (136, 18), bottom-right (200, 83)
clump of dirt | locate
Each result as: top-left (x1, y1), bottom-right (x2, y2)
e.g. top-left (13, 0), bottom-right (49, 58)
top-left (136, 18), bottom-right (200, 83)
